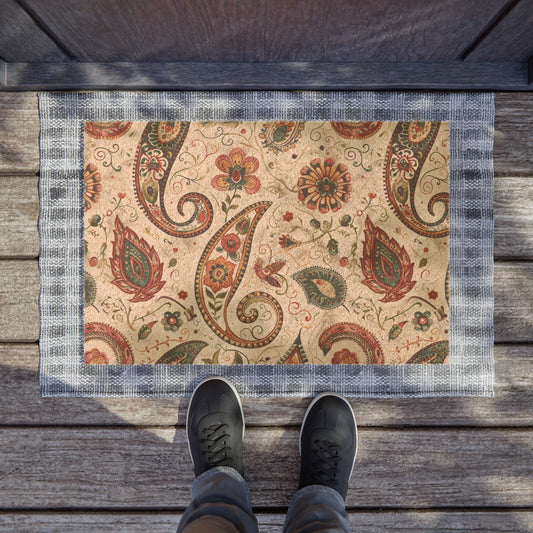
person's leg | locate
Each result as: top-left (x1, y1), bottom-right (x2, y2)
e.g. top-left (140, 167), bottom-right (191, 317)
top-left (177, 377), bottom-right (259, 533)
top-left (283, 393), bottom-right (357, 533)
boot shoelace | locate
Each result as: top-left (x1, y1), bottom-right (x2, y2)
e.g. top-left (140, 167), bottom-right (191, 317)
top-left (201, 423), bottom-right (233, 468)
top-left (311, 439), bottom-right (341, 485)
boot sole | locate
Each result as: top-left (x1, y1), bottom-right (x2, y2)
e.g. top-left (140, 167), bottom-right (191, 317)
top-left (186, 376), bottom-right (245, 468)
top-left (299, 392), bottom-right (358, 479)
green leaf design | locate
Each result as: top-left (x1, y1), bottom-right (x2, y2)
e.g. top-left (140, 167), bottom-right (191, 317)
top-left (419, 258), bottom-right (428, 268)
top-left (292, 266), bottom-right (347, 310)
top-left (155, 341), bottom-right (208, 364)
top-left (168, 258), bottom-right (177, 268)
top-left (406, 341), bottom-right (449, 364)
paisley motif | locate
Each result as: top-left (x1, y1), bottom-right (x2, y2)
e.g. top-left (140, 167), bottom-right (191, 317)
top-left (195, 202), bottom-right (283, 348)
top-left (318, 322), bottom-right (384, 364)
top-left (259, 121), bottom-right (305, 155)
top-left (292, 266), bottom-right (347, 309)
top-left (360, 216), bottom-right (416, 302)
top-left (331, 121), bottom-right (382, 139)
top-left (406, 340), bottom-right (449, 364)
top-left (110, 216), bottom-right (166, 302)
top-left (84, 121), bottom-right (132, 140)
top-left (155, 340), bottom-right (208, 364)
top-left (279, 331), bottom-right (308, 364)
top-left (134, 121), bottom-right (214, 238)
top-left (84, 322), bottom-right (134, 364)
top-left (84, 272), bottom-right (97, 308)
top-left (384, 121), bottom-right (449, 238)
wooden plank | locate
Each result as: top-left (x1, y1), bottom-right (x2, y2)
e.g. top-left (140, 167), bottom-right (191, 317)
top-left (0, 92), bottom-right (531, 176)
top-left (1, 260), bottom-right (530, 343)
top-left (2, 511), bottom-right (533, 532)
top-left (1, 343), bottom-right (531, 427)
top-left (466, 0), bottom-right (533, 62)
top-left (2, 175), bottom-right (532, 259)
top-left (494, 93), bottom-right (533, 176)
top-left (0, 0), bottom-right (67, 62)
top-left (0, 92), bottom-right (39, 175)
top-left (2, 61), bottom-right (528, 90)
top-left (0, 427), bottom-right (531, 508)
top-left (19, 0), bottom-right (506, 63)
top-left (0, 176), bottom-right (39, 258)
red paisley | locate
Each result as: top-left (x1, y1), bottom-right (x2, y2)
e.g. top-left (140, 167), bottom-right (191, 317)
top-left (331, 121), bottom-right (382, 139)
top-left (84, 121), bottom-right (132, 139)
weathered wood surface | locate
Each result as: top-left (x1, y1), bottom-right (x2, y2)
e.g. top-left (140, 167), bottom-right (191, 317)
top-left (0, 427), bottom-right (531, 508)
top-left (1, 343), bottom-right (531, 427)
top-left (1, 260), bottom-right (531, 343)
top-left (2, 511), bottom-right (533, 533)
top-left (17, 0), bottom-right (506, 63)
top-left (0, 93), bottom-right (531, 176)
top-left (0, 0), bottom-right (67, 62)
top-left (1, 175), bottom-right (532, 259)
top-left (3, 61), bottom-right (529, 91)
top-left (466, 0), bottom-right (533, 62)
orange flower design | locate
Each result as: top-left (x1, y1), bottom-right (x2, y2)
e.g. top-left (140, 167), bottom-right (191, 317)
top-left (84, 163), bottom-right (102, 211)
top-left (84, 348), bottom-right (109, 364)
top-left (331, 348), bottom-right (359, 365)
top-left (211, 148), bottom-right (260, 194)
top-left (204, 256), bottom-right (235, 293)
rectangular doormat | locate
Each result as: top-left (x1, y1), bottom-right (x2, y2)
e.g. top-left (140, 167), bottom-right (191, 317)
top-left (38, 92), bottom-right (494, 397)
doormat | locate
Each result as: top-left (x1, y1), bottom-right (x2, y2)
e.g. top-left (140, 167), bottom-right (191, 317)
top-left (38, 92), bottom-right (494, 397)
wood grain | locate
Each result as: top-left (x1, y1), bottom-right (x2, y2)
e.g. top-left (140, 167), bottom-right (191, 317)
top-left (2, 511), bottom-right (533, 532)
top-left (18, 0), bottom-right (506, 63)
top-left (1, 260), bottom-right (530, 343)
top-left (0, 0), bottom-right (67, 62)
top-left (3, 61), bottom-right (528, 90)
top-left (0, 427), bottom-right (531, 508)
top-left (465, 0), bottom-right (533, 62)
top-left (0, 92), bottom-right (531, 176)
top-left (2, 175), bottom-right (532, 259)
top-left (1, 343), bottom-right (531, 427)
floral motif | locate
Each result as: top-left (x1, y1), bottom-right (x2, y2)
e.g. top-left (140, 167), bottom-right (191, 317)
top-left (412, 311), bottom-right (432, 332)
top-left (293, 266), bottom-right (347, 310)
top-left (139, 148), bottom-right (168, 181)
top-left (109, 216), bottom-right (166, 302)
top-left (84, 163), bottom-right (102, 211)
top-left (298, 158), bottom-right (352, 213)
top-left (330, 121), bottom-right (382, 139)
top-left (279, 234), bottom-right (300, 249)
top-left (360, 216), bottom-right (416, 302)
top-left (389, 148), bottom-right (418, 181)
top-left (84, 348), bottom-right (109, 364)
top-left (203, 255), bottom-right (235, 293)
top-left (331, 348), bottom-right (359, 364)
top-left (162, 311), bottom-right (183, 331)
top-left (282, 211), bottom-right (294, 222)
top-left (221, 233), bottom-right (241, 254)
top-left (211, 147), bottom-right (260, 194)
top-left (428, 290), bottom-right (438, 300)
top-left (84, 121), bottom-right (132, 140)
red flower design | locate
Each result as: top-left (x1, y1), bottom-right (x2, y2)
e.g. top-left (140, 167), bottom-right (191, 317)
top-left (282, 210), bottom-right (294, 222)
top-left (360, 216), bottom-right (416, 302)
top-left (177, 290), bottom-right (188, 300)
top-left (332, 348), bottom-right (359, 365)
top-left (221, 233), bottom-right (241, 254)
top-left (211, 148), bottom-right (260, 194)
top-left (204, 256), bottom-right (235, 293)
top-left (298, 158), bottom-right (352, 213)
top-left (428, 290), bottom-right (438, 300)
top-left (84, 348), bottom-right (109, 365)
top-left (339, 257), bottom-right (349, 267)
top-left (84, 163), bottom-right (102, 211)
top-left (368, 192), bottom-right (376, 199)
top-left (109, 216), bottom-right (166, 302)
top-left (279, 234), bottom-right (299, 250)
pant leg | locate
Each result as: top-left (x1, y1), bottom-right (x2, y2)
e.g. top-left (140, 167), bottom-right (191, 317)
top-left (283, 485), bottom-right (351, 533)
top-left (177, 466), bottom-right (259, 533)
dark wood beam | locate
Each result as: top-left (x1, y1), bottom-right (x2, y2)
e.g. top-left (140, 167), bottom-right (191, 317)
top-left (0, 60), bottom-right (529, 90)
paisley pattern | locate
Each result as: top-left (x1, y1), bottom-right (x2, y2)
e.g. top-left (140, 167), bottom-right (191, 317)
top-left (293, 267), bottom-right (347, 309)
top-left (134, 121), bottom-right (214, 238)
top-left (84, 121), bottom-right (132, 139)
top-left (360, 216), bottom-right (416, 302)
top-left (384, 121), bottom-right (449, 238)
top-left (318, 322), bottom-right (384, 364)
top-left (84, 322), bottom-right (134, 364)
top-left (84, 120), bottom-right (449, 365)
top-left (331, 121), bottom-right (382, 139)
top-left (110, 216), bottom-right (166, 302)
top-left (195, 202), bottom-right (283, 348)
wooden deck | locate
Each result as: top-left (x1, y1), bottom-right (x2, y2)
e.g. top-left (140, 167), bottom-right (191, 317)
top-left (0, 92), bottom-right (532, 532)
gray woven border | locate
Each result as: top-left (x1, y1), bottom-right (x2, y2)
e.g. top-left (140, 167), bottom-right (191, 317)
top-left (38, 91), bottom-right (494, 397)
